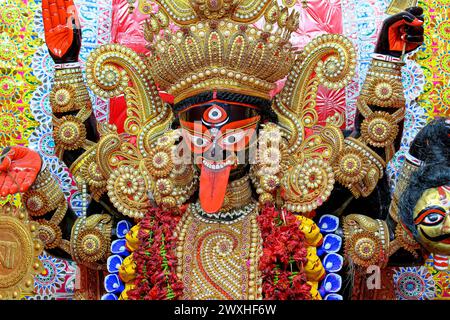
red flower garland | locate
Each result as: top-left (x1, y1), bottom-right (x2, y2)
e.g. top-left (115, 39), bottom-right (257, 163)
top-left (127, 204), bottom-right (311, 300)
top-left (127, 207), bottom-right (183, 300)
top-left (257, 204), bottom-right (312, 300)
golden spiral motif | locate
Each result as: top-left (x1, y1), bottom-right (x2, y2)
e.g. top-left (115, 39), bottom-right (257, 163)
top-left (76, 229), bottom-right (108, 263)
top-left (53, 115), bottom-right (86, 150)
top-left (333, 148), bottom-right (368, 185)
top-left (282, 158), bottom-right (335, 213)
top-left (83, 161), bottom-right (106, 188)
top-left (106, 166), bottom-right (149, 219)
top-left (36, 220), bottom-right (62, 249)
top-left (23, 191), bottom-right (48, 217)
top-left (360, 111), bottom-right (398, 148)
top-left (161, 196), bottom-right (177, 209)
top-left (346, 231), bottom-right (380, 267)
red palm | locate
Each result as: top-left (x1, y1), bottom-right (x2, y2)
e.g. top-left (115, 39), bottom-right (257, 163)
top-left (0, 147), bottom-right (42, 196)
top-left (42, 0), bottom-right (81, 63)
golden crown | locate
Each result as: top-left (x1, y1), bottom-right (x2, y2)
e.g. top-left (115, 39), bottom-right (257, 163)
top-left (141, 0), bottom-right (300, 103)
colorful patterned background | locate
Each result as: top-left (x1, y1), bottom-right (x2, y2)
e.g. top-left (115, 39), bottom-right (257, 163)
top-left (0, 0), bottom-right (448, 300)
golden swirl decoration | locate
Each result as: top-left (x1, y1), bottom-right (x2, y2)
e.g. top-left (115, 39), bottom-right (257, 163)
top-left (86, 43), bottom-right (166, 121)
top-left (0, 205), bottom-right (43, 300)
top-left (281, 158), bottom-right (335, 213)
top-left (106, 165), bottom-right (151, 219)
top-left (274, 33), bottom-right (356, 155)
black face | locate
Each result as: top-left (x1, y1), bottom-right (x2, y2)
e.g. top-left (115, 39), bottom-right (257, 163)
top-left (178, 99), bottom-right (261, 171)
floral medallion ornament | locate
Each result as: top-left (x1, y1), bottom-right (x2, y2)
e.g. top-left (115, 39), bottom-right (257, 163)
top-left (53, 115), bottom-right (87, 151)
top-left (360, 111), bottom-right (399, 148)
top-left (49, 84), bottom-right (75, 113)
top-left (22, 190), bottom-right (49, 217)
top-left (75, 228), bottom-right (108, 263)
top-left (394, 267), bottom-right (436, 300)
top-left (333, 147), bottom-right (368, 186)
top-left (362, 76), bottom-right (405, 108)
top-left (345, 231), bottom-right (381, 268)
top-left (145, 146), bottom-right (174, 178)
top-left (0, 205), bottom-right (43, 300)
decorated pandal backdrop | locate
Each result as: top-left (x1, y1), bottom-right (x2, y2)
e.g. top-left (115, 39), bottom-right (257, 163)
top-left (0, 0), bottom-right (448, 300)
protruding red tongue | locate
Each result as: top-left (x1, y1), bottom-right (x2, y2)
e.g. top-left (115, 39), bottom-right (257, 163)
top-left (199, 164), bottom-right (231, 213)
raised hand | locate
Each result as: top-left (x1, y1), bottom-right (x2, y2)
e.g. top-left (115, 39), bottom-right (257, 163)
top-left (42, 0), bottom-right (82, 63)
top-left (0, 147), bottom-right (42, 197)
top-left (375, 6), bottom-right (424, 58)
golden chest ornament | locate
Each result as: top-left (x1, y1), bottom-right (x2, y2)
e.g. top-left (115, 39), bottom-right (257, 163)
top-left (175, 202), bottom-right (263, 300)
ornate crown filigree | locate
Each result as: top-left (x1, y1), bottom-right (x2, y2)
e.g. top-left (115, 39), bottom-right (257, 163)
top-left (142, 0), bottom-right (300, 103)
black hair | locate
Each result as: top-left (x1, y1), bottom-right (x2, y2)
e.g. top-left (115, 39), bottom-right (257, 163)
top-left (408, 117), bottom-right (450, 163)
top-left (173, 91), bottom-right (277, 123)
top-left (398, 117), bottom-right (450, 237)
top-left (399, 164), bottom-right (450, 237)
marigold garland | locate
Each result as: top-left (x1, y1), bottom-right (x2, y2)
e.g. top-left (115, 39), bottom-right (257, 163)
top-left (127, 207), bottom-right (183, 300)
top-left (257, 204), bottom-right (312, 300)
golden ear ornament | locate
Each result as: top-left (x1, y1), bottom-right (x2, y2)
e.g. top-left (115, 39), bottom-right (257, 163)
top-left (0, 205), bottom-right (43, 300)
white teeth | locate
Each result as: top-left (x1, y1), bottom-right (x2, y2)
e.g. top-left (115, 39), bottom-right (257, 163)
top-left (202, 159), bottom-right (228, 170)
